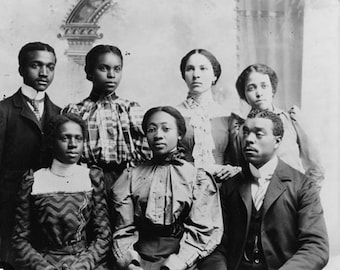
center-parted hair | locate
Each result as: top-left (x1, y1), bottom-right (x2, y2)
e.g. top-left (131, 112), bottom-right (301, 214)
top-left (142, 106), bottom-right (187, 139)
top-left (18, 41), bottom-right (56, 68)
top-left (247, 109), bottom-right (284, 138)
top-left (236, 63), bottom-right (278, 101)
top-left (85, 44), bottom-right (123, 81)
top-left (180, 49), bottom-right (221, 85)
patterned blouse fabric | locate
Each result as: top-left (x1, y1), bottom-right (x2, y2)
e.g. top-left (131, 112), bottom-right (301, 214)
top-left (12, 167), bottom-right (111, 270)
top-left (230, 106), bottom-right (324, 186)
top-left (177, 98), bottom-right (232, 173)
top-left (62, 92), bottom-right (149, 166)
top-left (111, 159), bottom-right (223, 270)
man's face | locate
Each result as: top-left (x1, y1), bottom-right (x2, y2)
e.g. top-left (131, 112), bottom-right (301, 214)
top-left (19, 50), bottom-right (56, 92)
top-left (241, 117), bottom-right (281, 168)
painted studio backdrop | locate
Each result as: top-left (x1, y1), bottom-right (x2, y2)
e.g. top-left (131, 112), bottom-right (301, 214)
top-left (0, 0), bottom-right (339, 267)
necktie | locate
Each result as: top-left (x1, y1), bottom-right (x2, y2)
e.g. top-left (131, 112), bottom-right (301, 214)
top-left (29, 99), bottom-right (41, 121)
top-left (24, 96), bottom-right (41, 121)
top-left (253, 176), bottom-right (271, 210)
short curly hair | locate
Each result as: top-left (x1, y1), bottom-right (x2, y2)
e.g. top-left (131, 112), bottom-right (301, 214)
top-left (180, 49), bottom-right (221, 85)
top-left (235, 63), bottom-right (278, 101)
top-left (45, 113), bottom-right (87, 153)
top-left (247, 109), bottom-right (284, 138)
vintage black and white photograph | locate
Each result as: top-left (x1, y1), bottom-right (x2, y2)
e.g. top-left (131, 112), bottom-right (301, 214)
top-left (0, 0), bottom-right (339, 269)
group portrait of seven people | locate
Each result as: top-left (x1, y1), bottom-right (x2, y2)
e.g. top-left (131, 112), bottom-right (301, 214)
top-left (0, 41), bottom-right (328, 270)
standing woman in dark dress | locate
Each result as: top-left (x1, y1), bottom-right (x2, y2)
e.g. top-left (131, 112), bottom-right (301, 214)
top-left (111, 106), bottom-right (223, 270)
top-left (12, 114), bottom-right (111, 270)
top-left (177, 49), bottom-right (241, 183)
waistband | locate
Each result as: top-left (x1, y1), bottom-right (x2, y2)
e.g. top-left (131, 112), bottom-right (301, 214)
top-left (135, 217), bottom-right (184, 238)
top-left (41, 240), bottom-right (87, 255)
top-left (135, 237), bottom-right (181, 261)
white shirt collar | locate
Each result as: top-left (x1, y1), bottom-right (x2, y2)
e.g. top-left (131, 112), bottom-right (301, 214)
top-left (249, 155), bottom-right (278, 180)
top-left (21, 83), bottom-right (46, 100)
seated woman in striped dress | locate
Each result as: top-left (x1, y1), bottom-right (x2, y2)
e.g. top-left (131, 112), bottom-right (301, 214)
top-left (12, 114), bottom-right (111, 270)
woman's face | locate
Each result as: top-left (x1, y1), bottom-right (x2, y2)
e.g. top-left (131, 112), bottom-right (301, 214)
top-left (244, 72), bottom-right (273, 110)
top-left (90, 52), bottom-right (122, 95)
top-left (184, 53), bottom-right (217, 94)
top-left (145, 111), bottom-right (180, 156)
top-left (53, 121), bottom-right (84, 164)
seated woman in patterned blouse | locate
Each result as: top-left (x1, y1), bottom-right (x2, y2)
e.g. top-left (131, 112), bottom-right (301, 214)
top-left (12, 114), bottom-right (111, 270)
top-left (110, 106), bottom-right (223, 270)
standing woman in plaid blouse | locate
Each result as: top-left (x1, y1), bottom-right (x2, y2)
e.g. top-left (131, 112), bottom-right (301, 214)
top-left (62, 45), bottom-right (149, 193)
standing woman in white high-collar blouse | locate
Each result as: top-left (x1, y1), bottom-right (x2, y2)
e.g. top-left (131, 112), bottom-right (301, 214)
top-left (177, 49), bottom-right (241, 183)
top-left (12, 114), bottom-right (111, 270)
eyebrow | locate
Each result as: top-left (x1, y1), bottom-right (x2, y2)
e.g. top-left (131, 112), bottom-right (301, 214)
top-left (30, 60), bottom-right (55, 65)
top-left (148, 122), bottom-right (171, 125)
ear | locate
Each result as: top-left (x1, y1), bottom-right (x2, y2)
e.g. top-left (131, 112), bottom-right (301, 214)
top-left (212, 75), bottom-right (217, 85)
top-left (85, 66), bottom-right (93, 81)
top-left (273, 136), bottom-right (282, 150)
top-left (18, 66), bottom-right (23, 77)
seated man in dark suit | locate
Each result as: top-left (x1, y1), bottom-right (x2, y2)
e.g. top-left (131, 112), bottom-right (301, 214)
top-left (0, 42), bottom-right (61, 267)
top-left (198, 109), bottom-right (329, 270)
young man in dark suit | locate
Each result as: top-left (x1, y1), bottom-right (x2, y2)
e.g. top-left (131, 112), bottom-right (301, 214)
top-left (0, 42), bottom-right (61, 266)
top-left (198, 110), bottom-right (329, 270)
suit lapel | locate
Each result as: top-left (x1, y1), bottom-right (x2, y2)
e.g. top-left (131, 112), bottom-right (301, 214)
top-left (13, 89), bottom-right (41, 128)
top-left (262, 160), bottom-right (290, 216)
top-left (43, 94), bottom-right (59, 118)
top-left (41, 94), bottom-right (61, 130)
top-left (239, 173), bottom-right (252, 229)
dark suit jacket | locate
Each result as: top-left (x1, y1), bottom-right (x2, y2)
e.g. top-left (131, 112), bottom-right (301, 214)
top-left (199, 159), bottom-right (329, 270)
top-left (0, 89), bottom-right (60, 205)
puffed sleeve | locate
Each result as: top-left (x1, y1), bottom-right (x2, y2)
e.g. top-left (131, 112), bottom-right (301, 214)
top-left (111, 168), bottom-right (141, 269)
top-left (12, 170), bottom-right (57, 270)
top-left (162, 169), bottom-right (223, 270)
top-left (225, 112), bottom-right (246, 167)
top-left (69, 166), bottom-right (111, 269)
top-left (288, 106), bottom-right (325, 188)
top-left (128, 101), bottom-right (152, 164)
top-left (61, 103), bottom-right (80, 115)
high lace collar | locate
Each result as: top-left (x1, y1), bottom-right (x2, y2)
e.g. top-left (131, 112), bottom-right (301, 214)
top-left (185, 90), bottom-right (215, 109)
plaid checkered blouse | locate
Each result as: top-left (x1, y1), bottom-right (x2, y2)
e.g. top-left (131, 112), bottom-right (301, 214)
top-left (62, 92), bottom-right (149, 166)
